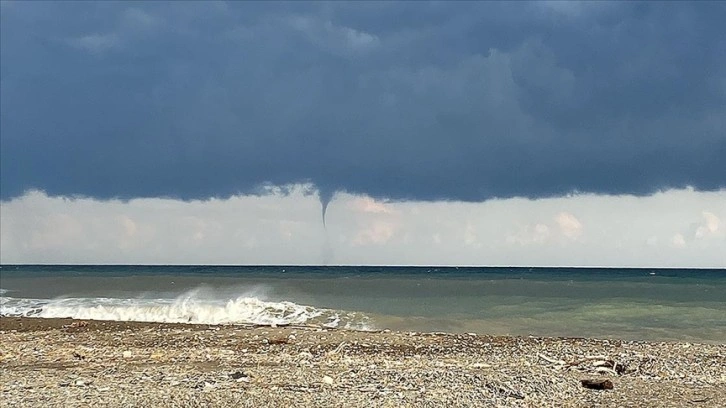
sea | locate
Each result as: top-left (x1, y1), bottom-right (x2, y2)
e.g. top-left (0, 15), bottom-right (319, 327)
top-left (1, 265), bottom-right (724, 343)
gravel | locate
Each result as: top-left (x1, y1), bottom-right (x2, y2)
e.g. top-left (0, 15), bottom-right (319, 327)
top-left (1, 317), bottom-right (724, 407)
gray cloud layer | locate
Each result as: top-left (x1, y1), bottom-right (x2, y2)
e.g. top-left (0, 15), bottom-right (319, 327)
top-left (1, 2), bottom-right (725, 201)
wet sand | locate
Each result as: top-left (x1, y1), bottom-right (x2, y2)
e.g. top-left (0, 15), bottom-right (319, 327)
top-left (1, 317), bottom-right (724, 407)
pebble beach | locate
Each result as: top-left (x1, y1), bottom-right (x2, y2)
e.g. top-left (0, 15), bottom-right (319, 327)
top-left (1, 317), bottom-right (724, 407)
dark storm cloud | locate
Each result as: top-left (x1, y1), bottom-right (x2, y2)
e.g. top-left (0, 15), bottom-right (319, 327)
top-left (1, 1), bottom-right (724, 201)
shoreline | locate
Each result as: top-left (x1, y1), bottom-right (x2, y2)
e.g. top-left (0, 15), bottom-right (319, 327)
top-left (1, 317), bottom-right (724, 407)
top-left (0, 315), bottom-right (721, 345)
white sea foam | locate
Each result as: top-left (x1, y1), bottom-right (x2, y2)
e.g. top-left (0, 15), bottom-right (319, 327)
top-left (0, 289), bottom-right (372, 330)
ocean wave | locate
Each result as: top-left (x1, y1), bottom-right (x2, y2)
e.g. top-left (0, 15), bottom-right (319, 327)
top-left (0, 289), bottom-right (372, 330)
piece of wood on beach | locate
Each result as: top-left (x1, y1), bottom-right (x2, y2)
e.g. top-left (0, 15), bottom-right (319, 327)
top-left (580, 379), bottom-right (614, 390)
top-left (538, 353), bottom-right (565, 366)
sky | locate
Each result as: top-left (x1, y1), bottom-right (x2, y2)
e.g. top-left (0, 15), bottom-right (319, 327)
top-left (1, 1), bottom-right (724, 266)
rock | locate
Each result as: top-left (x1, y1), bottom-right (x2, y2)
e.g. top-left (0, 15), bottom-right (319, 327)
top-left (580, 379), bottom-right (614, 390)
top-left (122, 350), bottom-right (132, 358)
top-left (230, 371), bottom-right (248, 380)
top-left (323, 376), bottom-right (334, 385)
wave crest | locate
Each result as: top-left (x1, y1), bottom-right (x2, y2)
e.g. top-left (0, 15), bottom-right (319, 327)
top-left (0, 289), bottom-right (371, 330)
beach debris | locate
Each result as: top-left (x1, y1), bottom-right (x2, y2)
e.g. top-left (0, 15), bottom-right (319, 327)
top-left (193, 380), bottom-right (217, 390)
top-left (594, 366), bottom-right (619, 376)
top-left (538, 353), bottom-right (565, 365)
top-left (486, 383), bottom-right (525, 400)
top-left (63, 321), bottom-right (89, 329)
top-left (690, 397), bottom-right (711, 404)
top-left (329, 342), bottom-right (347, 355)
top-left (72, 351), bottom-right (85, 360)
top-left (229, 371), bottom-right (249, 380)
top-left (580, 379), bottom-right (614, 390)
top-left (539, 353), bottom-right (628, 375)
top-left (122, 350), bottom-right (133, 358)
top-left (323, 375), bottom-right (334, 385)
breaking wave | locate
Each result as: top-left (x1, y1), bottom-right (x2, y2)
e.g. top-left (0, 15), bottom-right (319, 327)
top-left (0, 289), bottom-right (371, 330)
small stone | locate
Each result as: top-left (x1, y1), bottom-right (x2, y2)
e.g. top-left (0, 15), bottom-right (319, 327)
top-left (75, 380), bottom-right (85, 387)
top-left (581, 379), bottom-right (614, 390)
top-left (122, 351), bottom-right (132, 358)
top-left (323, 376), bottom-right (334, 385)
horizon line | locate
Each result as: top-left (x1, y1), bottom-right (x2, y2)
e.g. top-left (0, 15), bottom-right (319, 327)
top-left (1, 263), bottom-right (724, 270)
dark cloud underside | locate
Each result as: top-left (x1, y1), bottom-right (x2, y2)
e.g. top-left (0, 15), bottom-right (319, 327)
top-left (1, 1), bottom-right (724, 201)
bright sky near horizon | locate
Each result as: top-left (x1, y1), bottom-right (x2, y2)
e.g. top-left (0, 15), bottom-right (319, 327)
top-left (1, 188), bottom-right (724, 267)
top-left (1, 2), bottom-right (725, 266)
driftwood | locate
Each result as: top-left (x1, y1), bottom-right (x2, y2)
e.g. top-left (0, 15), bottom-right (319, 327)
top-left (580, 379), bottom-right (614, 390)
top-left (539, 354), bottom-right (628, 375)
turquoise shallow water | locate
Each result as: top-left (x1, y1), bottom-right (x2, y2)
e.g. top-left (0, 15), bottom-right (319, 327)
top-left (1, 265), bottom-right (724, 342)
